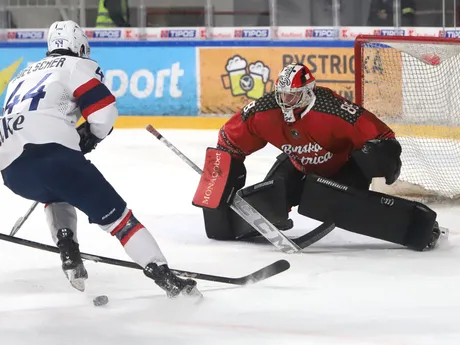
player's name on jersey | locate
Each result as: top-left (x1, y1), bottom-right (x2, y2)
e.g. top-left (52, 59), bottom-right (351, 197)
top-left (0, 115), bottom-right (25, 146)
top-left (13, 57), bottom-right (66, 81)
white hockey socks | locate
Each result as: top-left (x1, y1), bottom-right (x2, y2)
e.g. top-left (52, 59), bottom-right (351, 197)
top-left (102, 208), bottom-right (167, 268)
top-left (45, 202), bottom-right (78, 244)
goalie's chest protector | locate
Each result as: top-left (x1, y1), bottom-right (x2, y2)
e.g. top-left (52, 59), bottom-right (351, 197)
top-left (253, 110), bottom-right (351, 177)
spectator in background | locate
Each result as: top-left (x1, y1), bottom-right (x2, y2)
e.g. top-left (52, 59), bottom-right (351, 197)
top-left (367, 0), bottom-right (415, 26)
top-left (0, 9), bottom-right (11, 29)
top-left (96, 0), bottom-right (130, 27)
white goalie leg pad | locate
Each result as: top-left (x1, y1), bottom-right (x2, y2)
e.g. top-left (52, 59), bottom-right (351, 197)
top-left (100, 207), bottom-right (167, 268)
top-left (45, 202), bottom-right (78, 244)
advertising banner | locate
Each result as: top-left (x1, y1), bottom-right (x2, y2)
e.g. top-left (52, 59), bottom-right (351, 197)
top-left (199, 47), bottom-right (355, 114)
top-left (0, 46), bottom-right (198, 116)
top-left (0, 48), bottom-right (45, 109)
top-left (92, 47), bottom-right (197, 115)
top-left (2, 27), bottom-right (451, 42)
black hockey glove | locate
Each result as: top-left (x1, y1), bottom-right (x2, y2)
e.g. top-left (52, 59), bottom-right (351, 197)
top-left (77, 121), bottom-right (112, 154)
top-left (351, 138), bottom-right (402, 185)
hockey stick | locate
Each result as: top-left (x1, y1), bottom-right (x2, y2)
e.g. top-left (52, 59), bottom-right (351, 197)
top-left (0, 232), bottom-right (289, 285)
top-left (292, 221), bottom-right (335, 248)
top-left (10, 201), bottom-right (39, 236)
top-left (145, 124), bottom-right (335, 253)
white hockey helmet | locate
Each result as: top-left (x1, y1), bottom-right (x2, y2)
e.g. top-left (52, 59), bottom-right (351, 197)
top-left (47, 20), bottom-right (90, 58)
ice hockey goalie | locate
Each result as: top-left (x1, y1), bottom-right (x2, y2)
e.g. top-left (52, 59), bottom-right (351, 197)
top-left (192, 63), bottom-right (445, 251)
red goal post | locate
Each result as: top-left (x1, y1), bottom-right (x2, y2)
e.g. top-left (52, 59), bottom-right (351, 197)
top-left (354, 35), bottom-right (460, 201)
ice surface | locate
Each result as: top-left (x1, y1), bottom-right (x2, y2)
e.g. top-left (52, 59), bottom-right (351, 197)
top-left (1, 129), bottom-right (460, 345)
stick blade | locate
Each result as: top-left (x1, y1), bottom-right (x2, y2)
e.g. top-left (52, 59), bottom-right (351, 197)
top-left (235, 259), bottom-right (290, 285)
top-left (292, 221), bottom-right (335, 249)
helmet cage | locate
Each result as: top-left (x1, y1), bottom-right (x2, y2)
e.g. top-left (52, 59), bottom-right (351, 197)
top-left (275, 81), bottom-right (316, 113)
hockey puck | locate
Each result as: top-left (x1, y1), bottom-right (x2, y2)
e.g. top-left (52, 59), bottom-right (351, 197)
top-left (93, 295), bottom-right (109, 307)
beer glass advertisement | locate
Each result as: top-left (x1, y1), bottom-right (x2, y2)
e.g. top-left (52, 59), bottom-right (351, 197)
top-left (199, 47), bottom-right (355, 114)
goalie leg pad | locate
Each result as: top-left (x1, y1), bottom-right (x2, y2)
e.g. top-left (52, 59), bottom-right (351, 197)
top-left (202, 207), bottom-right (237, 241)
top-left (201, 154), bottom-right (303, 241)
top-left (265, 153), bottom-right (291, 179)
top-left (201, 178), bottom-right (291, 240)
top-left (230, 154), bottom-right (304, 239)
top-left (264, 153), bottom-right (305, 207)
top-left (232, 177), bottom-right (292, 239)
top-left (298, 174), bottom-right (437, 251)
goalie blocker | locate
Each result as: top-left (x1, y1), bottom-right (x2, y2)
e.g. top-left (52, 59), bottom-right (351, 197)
top-left (192, 147), bottom-right (246, 212)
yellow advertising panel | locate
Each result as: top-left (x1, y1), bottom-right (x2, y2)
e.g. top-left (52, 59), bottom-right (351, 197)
top-left (200, 47), bottom-right (355, 114)
top-left (0, 58), bottom-right (23, 96)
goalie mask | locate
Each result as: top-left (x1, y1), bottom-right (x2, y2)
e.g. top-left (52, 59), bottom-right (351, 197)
top-left (275, 63), bottom-right (316, 123)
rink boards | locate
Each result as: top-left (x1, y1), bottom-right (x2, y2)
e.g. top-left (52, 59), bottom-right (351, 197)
top-left (1, 39), bottom-right (460, 140)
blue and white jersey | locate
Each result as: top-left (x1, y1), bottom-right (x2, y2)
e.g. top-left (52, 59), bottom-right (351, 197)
top-left (0, 54), bottom-right (117, 170)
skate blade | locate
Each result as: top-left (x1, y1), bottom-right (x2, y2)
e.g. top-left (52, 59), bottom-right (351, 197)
top-left (166, 285), bottom-right (203, 301)
top-left (64, 269), bottom-right (87, 292)
top-left (182, 286), bottom-right (203, 300)
top-left (70, 278), bottom-right (86, 292)
top-left (428, 226), bottom-right (450, 250)
top-left (438, 226), bottom-right (450, 247)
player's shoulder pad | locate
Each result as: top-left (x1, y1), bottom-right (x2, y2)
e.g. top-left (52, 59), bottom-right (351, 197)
top-left (312, 87), bottom-right (364, 125)
top-left (240, 92), bottom-right (280, 122)
top-left (73, 58), bottom-right (104, 80)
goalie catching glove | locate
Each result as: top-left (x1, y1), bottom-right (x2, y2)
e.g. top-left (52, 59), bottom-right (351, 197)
top-left (192, 148), bottom-right (246, 209)
top-left (351, 138), bottom-right (402, 185)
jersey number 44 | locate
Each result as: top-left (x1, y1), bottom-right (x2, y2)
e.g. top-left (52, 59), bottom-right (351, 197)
top-left (3, 73), bottom-right (52, 115)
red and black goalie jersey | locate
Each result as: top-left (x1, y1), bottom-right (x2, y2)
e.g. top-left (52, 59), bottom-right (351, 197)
top-left (218, 87), bottom-right (395, 177)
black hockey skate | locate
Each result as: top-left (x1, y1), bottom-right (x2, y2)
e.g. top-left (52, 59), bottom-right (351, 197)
top-left (144, 263), bottom-right (203, 299)
top-left (56, 228), bottom-right (88, 292)
top-left (426, 221), bottom-right (449, 250)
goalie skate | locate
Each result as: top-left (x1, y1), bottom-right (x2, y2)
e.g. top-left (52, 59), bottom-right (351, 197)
top-left (56, 228), bottom-right (88, 292)
top-left (426, 221), bottom-right (450, 250)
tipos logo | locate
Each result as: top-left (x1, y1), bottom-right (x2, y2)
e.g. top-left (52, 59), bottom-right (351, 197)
top-left (221, 55), bottom-right (273, 100)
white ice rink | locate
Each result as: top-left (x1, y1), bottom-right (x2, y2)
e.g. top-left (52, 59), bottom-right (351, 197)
top-left (1, 129), bottom-right (460, 345)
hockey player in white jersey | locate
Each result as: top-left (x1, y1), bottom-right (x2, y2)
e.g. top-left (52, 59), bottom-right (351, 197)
top-left (0, 20), bottom-right (202, 299)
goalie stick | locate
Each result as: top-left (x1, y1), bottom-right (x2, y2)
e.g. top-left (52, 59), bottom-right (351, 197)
top-left (145, 124), bottom-right (335, 253)
top-left (0, 232), bottom-right (290, 285)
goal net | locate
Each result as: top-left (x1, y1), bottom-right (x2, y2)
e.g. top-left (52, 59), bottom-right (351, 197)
top-left (354, 35), bottom-right (460, 202)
